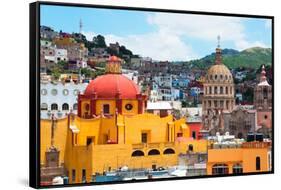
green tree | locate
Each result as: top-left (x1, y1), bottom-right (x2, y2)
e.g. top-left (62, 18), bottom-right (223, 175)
top-left (93, 35), bottom-right (107, 48)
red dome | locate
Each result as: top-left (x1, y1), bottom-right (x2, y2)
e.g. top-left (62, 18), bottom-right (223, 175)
top-left (84, 74), bottom-right (140, 99)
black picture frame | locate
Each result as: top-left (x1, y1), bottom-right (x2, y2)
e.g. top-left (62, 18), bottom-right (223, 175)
top-left (30, 1), bottom-right (274, 188)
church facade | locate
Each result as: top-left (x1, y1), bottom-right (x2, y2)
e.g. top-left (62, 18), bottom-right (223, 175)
top-left (202, 41), bottom-right (235, 135)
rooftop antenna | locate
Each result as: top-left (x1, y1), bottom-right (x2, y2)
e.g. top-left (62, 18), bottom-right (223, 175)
top-left (79, 19), bottom-right (83, 34)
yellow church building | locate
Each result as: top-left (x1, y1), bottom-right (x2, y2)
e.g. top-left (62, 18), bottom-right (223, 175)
top-left (40, 56), bottom-right (207, 184)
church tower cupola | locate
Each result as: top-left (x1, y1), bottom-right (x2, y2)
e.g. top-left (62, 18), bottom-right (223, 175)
top-left (105, 55), bottom-right (122, 74)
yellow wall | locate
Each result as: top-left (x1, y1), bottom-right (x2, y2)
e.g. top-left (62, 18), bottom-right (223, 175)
top-left (207, 147), bottom-right (269, 174)
top-left (40, 118), bottom-right (68, 165)
top-left (41, 111), bottom-right (208, 184)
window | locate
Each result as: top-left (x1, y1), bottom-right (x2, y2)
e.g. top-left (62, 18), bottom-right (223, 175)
top-left (148, 149), bottom-right (160, 156)
top-left (256, 157), bottom-right (261, 171)
top-left (226, 100), bottom-right (229, 109)
top-left (82, 169), bottom-right (86, 183)
top-left (41, 103), bottom-right (48, 111)
top-left (41, 89), bottom-right (47, 96)
top-left (141, 133), bottom-right (148, 143)
top-left (233, 164), bottom-right (243, 174)
top-left (62, 103), bottom-right (69, 111)
top-left (214, 100), bottom-right (218, 108)
top-left (209, 86), bottom-right (212, 94)
top-left (220, 75), bottom-right (223, 80)
top-left (264, 115), bottom-right (268, 119)
top-left (103, 104), bottom-right (110, 114)
top-left (63, 89), bottom-right (69, 96)
top-left (220, 86), bottom-right (223, 94)
top-left (225, 87), bottom-right (228, 94)
top-left (51, 103), bottom-right (58, 111)
top-left (188, 144), bottom-right (194, 152)
top-left (192, 131), bottom-right (196, 139)
top-left (220, 100), bottom-right (224, 108)
top-left (214, 86), bottom-right (218, 94)
top-left (230, 87), bottom-right (233, 95)
top-left (163, 148), bottom-right (175, 154)
top-left (263, 88), bottom-right (268, 99)
top-left (72, 169), bottom-right (76, 182)
top-left (208, 100), bottom-right (212, 108)
top-left (73, 103), bottom-right (78, 110)
top-left (132, 150), bottom-right (145, 157)
top-left (73, 89), bottom-right (80, 96)
top-left (215, 75), bottom-right (217, 80)
top-left (177, 132), bottom-right (183, 137)
top-left (125, 103), bottom-right (133, 111)
top-left (212, 164), bottom-right (229, 175)
top-left (87, 137), bottom-right (93, 146)
top-left (85, 103), bottom-right (90, 111)
top-left (51, 89), bottom-right (58, 96)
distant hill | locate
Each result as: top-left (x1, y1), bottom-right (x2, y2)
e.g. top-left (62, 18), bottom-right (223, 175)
top-left (186, 47), bottom-right (272, 69)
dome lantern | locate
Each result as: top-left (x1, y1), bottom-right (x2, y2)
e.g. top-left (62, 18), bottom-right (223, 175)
top-left (105, 56), bottom-right (122, 74)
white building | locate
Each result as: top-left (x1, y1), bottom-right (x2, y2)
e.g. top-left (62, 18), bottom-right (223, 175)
top-left (146, 101), bottom-right (173, 117)
top-left (55, 49), bottom-right (68, 63)
top-left (40, 81), bottom-right (88, 119)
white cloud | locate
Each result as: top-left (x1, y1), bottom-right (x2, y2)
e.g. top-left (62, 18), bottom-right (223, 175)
top-left (82, 31), bottom-right (96, 41)
top-left (147, 13), bottom-right (245, 41)
top-left (104, 32), bottom-right (197, 61)
top-left (83, 13), bottom-right (269, 61)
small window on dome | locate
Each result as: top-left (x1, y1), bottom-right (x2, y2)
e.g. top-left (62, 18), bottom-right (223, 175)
top-left (225, 75), bottom-right (228, 80)
top-left (125, 103), bottom-right (133, 111)
top-left (220, 75), bottom-right (223, 80)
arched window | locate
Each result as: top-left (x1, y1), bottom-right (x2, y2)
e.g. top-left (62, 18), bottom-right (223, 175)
top-left (163, 148), bottom-right (175, 154)
top-left (233, 163), bottom-right (243, 174)
top-left (84, 103), bottom-right (90, 111)
top-left (226, 87), bottom-right (228, 94)
top-left (214, 86), bottom-right (218, 94)
top-left (41, 103), bottom-right (48, 111)
top-left (132, 150), bottom-right (145, 157)
top-left (209, 86), bottom-right (212, 94)
top-left (212, 164), bottom-right (229, 175)
top-left (188, 144), bottom-right (194, 152)
top-left (256, 157), bottom-right (261, 170)
top-left (62, 103), bottom-right (69, 111)
top-left (51, 103), bottom-right (58, 111)
top-left (148, 149), bottom-right (160, 156)
top-left (73, 103), bottom-right (78, 110)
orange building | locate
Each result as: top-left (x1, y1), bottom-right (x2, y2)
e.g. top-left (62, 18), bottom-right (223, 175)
top-left (207, 141), bottom-right (271, 175)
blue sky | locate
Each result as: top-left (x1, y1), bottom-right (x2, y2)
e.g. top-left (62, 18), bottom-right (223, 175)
top-left (41, 5), bottom-right (272, 61)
